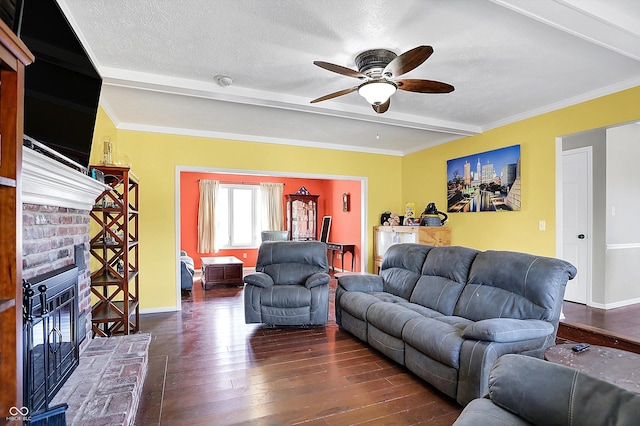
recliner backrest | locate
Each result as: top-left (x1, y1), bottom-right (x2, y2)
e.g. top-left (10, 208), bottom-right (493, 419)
top-left (256, 240), bottom-right (329, 285)
top-left (379, 244), bottom-right (431, 300)
top-left (409, 246), bottom-right (478, 315)
top-left (453, 250), bottom-right (577, 322)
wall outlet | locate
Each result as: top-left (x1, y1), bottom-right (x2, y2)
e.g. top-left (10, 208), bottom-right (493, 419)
top-left (242, 253), bottom-right (247, 259)
top-left (539, 220), bottom-right (546, 231)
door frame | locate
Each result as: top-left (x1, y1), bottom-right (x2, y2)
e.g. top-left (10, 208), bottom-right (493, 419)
top-left (174, 166), bottom-right (368, 311)
top-left (555, 138), bottom-right (593, 306)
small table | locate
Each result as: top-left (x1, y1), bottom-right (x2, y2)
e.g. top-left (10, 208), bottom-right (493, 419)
top-left (201, 256), bottom-right (244, 289)
top-left (326, 242), bottom-right (355, 272)
top-left (545, 344), bottom-right (640, 394)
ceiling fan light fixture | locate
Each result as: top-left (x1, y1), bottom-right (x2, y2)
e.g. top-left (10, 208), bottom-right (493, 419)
top-left (358, 81), bottom-right (396, 105)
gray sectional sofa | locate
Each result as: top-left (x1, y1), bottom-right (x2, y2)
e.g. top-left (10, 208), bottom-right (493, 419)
top-left (335, 243), bottom-right (577, 406)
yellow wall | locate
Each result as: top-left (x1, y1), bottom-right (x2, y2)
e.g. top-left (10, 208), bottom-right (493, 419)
top-left (89, 108), bottom-right (402, 309)
top-left (91, 86), bottom-right (640, 310)
top-left (402, 86), bottom-right (640, 254)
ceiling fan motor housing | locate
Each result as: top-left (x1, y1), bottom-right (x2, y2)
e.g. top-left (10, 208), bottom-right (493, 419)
top-left (355, 49), bottom-right (397, 77)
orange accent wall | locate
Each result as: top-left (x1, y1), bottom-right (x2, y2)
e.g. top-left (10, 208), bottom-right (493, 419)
top-left (179, 172), bottom-right (361, 271)
top-left (324, 179), bottom-right (361, 271)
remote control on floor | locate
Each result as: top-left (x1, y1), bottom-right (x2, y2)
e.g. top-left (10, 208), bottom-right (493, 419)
top-left (571, 343), bottom-right (590, 353)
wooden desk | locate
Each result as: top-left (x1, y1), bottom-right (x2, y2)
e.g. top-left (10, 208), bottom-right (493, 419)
top-left (201, 256), bottom-right (244, 289)
top-left (545, 343), bottom-right (640, 394)
top-left (326, 243), bottom-right (355, 272)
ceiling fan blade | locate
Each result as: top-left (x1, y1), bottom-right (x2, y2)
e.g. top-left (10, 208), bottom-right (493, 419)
top-left (313, 61), bottom-right (367, 79)
top-left (383, 45), bottom-right (433, 78)
top-left (372, 98), bottom-right (390, 114)
top-left (396, 79), bottom-right (454, 93)
top-left (310, 86), bottom-right (358, 103)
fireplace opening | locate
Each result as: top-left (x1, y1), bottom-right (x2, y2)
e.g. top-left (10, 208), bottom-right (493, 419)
top-left (23, 264), bottom-right (80, 421)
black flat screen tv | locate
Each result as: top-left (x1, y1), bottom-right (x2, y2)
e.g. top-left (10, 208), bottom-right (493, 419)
top-left (2, 0), bottom-right (102, 169)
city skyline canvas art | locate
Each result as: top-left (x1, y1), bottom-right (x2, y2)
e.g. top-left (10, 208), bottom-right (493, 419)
top-left (447, 144), bottom-right (521, 213)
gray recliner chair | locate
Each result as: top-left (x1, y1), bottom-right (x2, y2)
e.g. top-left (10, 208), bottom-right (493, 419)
top-left (243, 240), bottom-right (330, 325)
top-left (454, 354), bottom-right (640, 425)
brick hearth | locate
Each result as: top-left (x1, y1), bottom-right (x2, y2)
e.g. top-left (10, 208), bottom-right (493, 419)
top-left (51, 333), bottom-right (151, 426)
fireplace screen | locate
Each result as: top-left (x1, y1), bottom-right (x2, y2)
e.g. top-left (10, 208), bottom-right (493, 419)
top-left (23, 265), bottom-right (79, 416)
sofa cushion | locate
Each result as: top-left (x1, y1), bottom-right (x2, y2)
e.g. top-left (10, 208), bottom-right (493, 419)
top-left (380, 244), bottom-right (432, 299)
top-left (339, 292), bottom-right (382, 321)
top-left (454, 250), bottom-right (576, 322)
top-left (369, 292), bottom-right (407, 304)
top-left (397, 302), bottom-right (443, 318)
top-left (263, 263), bottom-right (326, 285)
top-left (260, 285), bottom-right (310, 308)
top-left (433, 315), bottom-right (474, 328)
top-left (380, 268), bottom-right (422, 300)
top-left (402, 317), bottom-right (467, 369)
top-left (257, 240), bottom-right (329, 271)
top-left (381, 243), bottom-right (432, 273)
top-left (366, 302), bottom-right (424, 338)
top-left (462, 318), bottom-right (554, 343)
top-left (408, 245), bottom-right (477, 315)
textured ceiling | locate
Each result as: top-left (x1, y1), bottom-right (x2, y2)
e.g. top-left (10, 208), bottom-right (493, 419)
top-left (57, 0), bottom-right (640, 155)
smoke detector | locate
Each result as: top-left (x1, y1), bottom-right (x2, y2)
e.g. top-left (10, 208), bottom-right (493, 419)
top-left (214, 75), bottom-right (233, 87)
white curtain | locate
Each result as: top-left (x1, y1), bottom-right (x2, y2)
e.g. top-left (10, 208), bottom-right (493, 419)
top-left (197, 179), bottom-right (219, 253)
top-left (260, 182), bottom-right (284, 231)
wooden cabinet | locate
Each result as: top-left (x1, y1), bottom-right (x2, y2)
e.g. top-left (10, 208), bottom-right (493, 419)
top-left (89, 166), bottom-right (139, 336)
top-left (0, 20), bottom-right (33, 417)
top-left (201, 256), bottom-right (243, 289)
top-left (373, 226), bottom-right (451, 273)
top-left (286, 187), bottom-right (318, 241)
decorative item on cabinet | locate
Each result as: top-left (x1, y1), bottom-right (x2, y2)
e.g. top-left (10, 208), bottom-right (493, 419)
top-left (286, 187), bottom-right (319, 240)
top-left (373, 225), bottom-right (451, 273)
top-left (419, 202), bottom-right (448, 226)
top-left (101, 137), bottom-right (114, 165)
top-left (89, 166), bottom-right (140, 336)
top-left (380, 211), bottom-right (401, 226)
top-left (404, 202), bottom-right (418, 225)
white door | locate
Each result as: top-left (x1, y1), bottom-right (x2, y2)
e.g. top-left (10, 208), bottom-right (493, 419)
top-left (562, 148), bottom-right (591, 304)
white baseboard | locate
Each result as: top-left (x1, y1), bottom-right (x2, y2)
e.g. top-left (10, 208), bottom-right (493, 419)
top-left (139, 306), bottom-right (179, 314)
top-left (587, 296), bottom-right (640, 310)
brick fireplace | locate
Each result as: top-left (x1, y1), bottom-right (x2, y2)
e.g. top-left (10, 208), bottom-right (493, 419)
top-left (21, 148), bottom-right (149, 426)
top-left (22, 147), bottom-right (108, 349)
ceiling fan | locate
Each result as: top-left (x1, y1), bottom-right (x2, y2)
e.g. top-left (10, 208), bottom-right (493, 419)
top-left (311, 45), bottom-right (454, 114)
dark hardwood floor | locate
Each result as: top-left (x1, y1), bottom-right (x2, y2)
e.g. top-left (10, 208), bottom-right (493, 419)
top-left (134, 272), bottom-right (640, 425)
top-left (560, 301), bottom-right (640, 354)
top-left (562, 301), bottom-right (640, 340)
top-left (134, 276), bottom-right (462, 425)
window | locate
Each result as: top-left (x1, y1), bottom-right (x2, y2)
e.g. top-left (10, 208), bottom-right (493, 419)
top-left (217, 185), bottom-right (262, 248)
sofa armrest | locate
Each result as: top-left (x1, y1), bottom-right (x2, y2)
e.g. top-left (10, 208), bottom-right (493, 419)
top-left (305, 272), bottom-right (331, 289)
top-left (337, 273), bottom-right (383, 292)
top-left (486, 354), bottom-right (640, 426)
top-left (462, 319), bottom-right (554, 343)
top-left (243, 272), bottom-right (274, 288)
top-left (453, 398), bottom-right (530, 426)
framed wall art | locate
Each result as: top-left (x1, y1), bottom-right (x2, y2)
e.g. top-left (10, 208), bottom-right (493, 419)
top-left (447, 144), bottom-right (521, 213)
